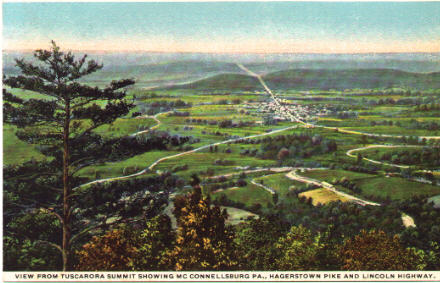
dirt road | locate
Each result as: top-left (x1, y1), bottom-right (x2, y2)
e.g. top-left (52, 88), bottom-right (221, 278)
top-left (285, 170), bottom-right (380, 206)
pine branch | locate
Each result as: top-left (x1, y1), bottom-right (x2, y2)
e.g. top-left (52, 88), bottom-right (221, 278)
top-left (39, 207), bottom-right (64, 225)
top-left (4, 76), bottom-right (60, 99)
top-left (36, 240), bottom-right (64, 256)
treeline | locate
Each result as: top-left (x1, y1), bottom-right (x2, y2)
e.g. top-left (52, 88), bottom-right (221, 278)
top-left (184, 118), bottom-right (255, 128)
top-left (368, 118), bottom-right (440, 132)
top-left (415, 103), bottom-right (440, 112)
top-left (137, 100), bottom-right (192, 115)
top-left (203, 173), bottom-right (248, 193)
top-left (407, 120), bottom-right (440, 132)
top-left (373, 147), bottom-right (440, 166)
top-left (103, 132), bottom-right (193, 161)
top-left (229, 134), bottom-right (337, 165)
top-left (258, 134), bottom-right (337, 161)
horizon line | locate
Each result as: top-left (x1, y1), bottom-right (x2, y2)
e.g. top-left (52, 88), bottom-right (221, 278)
top-left (4, 49), bottom-right (440, 55)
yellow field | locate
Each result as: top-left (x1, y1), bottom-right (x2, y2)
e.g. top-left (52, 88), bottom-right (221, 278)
top-left (299, 188), bottom-right (348, 206)
top-left (317, 117), bottom-right (342, 122)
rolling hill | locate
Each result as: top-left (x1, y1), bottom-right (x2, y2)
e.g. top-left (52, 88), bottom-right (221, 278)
top-left (164, 73), bottom-right (263, 91)
top-left (161, 68), bottom-right (440, 91)
top-left (263, 69), bottom-right (440, 90)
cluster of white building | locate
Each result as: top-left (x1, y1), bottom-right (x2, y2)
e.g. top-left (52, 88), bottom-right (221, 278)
top-left (257, 98), bottom-right (328, 123)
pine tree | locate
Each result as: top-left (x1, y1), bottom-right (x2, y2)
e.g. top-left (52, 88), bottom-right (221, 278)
top-left (3, 41), bottom-right (135, 270)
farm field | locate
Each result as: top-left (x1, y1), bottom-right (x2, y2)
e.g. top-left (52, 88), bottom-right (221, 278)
top-left (298, 188), bottom-right (349, 206)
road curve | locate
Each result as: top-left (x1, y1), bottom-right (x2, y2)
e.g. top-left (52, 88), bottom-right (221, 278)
top-left (131, 111), bottom-right (172, 137)
top-left (346, 144), bottom-right (424, 169)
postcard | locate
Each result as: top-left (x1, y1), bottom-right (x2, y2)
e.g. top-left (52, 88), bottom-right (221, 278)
top-left (2, 1), bottom-right (440, 282)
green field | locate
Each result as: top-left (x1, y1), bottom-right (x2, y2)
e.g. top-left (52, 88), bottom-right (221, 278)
top-left (354, 177), bottom-right (440, 200)
top-left (254, 173), bottom-right (305, 195)
top-left (94, 117), bottom-right (157, 138)
top-left (3, 125), bottom-right (45, 165)
top-left (212, 184), bottom-right (273, 208)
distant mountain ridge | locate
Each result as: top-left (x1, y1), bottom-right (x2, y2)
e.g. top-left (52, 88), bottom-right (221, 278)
top-left (264, 68), bottom-right (440, 90)
top-left (3, 51), bottom-right (440, 88)
top-left (163, 68), bottom-right (440, 91)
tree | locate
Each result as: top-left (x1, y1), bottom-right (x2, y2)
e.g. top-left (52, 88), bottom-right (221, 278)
top-left (275, 225), bottom-right (325, 270)
top-left (75, 215), bottom-right (175, 271)
top-left (234, 217), bottom-right (287, 270)
top-left (277, 147), bottom-right (290, 161)
top-left (3, 41), bottom-right (134, 270)
top-left (75, 227), bottom-right (140, 271)
top-left (163, 186), bottom-right (237, 270)
top-left (134, 215), bottom-right (175, 270)
top-left (357, 153), bottom-right (363, 164)
top-left (337, 229), bottom-right (425, 270)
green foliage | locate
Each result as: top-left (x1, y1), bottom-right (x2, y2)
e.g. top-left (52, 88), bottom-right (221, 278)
top-left (134, 215), bottom-right (175, 270)
top-left (4, 212), bottom-right (62, 271)
top-left (275, 225), bottom-right (325, 270)
top-left (234, 217), bottom-right (287, 270)
top-left (4, 237), bottom-right (62, 271)
top-left (163, 186), bottom-right (237, 270)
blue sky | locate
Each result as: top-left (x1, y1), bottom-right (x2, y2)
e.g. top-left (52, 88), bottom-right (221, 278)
top-left (3, 2), bottom-right (440, 53)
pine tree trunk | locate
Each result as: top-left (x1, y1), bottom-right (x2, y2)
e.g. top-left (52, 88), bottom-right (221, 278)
top-left (62, 98), bottom-right (71, 271)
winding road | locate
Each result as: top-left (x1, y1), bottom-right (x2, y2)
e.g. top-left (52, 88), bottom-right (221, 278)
top-left (346, 144), bottom-right (424, 169)
top-left (130, 111), bottom-right (172, 137)
top-left (75, 124), bottom-right (299, 189)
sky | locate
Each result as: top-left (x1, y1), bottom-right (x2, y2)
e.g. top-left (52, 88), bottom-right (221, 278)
top-left (3, 2), bottom-right (440, 53)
